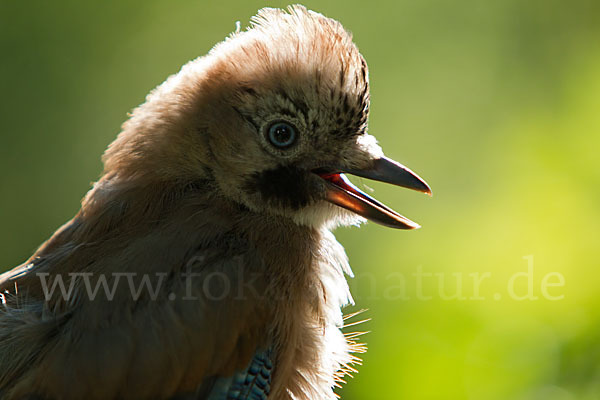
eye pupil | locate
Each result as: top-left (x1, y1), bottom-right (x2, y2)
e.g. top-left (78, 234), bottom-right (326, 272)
top-left (273, 126), bottom-right (290, 142)
top-left (268, 122), bottom-right (297, 148)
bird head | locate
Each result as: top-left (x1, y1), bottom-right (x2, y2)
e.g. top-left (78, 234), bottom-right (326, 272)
top-left (101, 6), bottom-right (430, 230)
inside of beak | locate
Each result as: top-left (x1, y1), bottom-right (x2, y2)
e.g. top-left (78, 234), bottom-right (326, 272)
top-left (316, 157), bottom-right (431, 230)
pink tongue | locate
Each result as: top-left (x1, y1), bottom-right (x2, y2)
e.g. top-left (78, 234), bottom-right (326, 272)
top-left (320, 172), bottom-right (340, 182)
top-left (319, 173), bottom-right (354, 192)
top-left (320, 172), bottom-right (373, 202)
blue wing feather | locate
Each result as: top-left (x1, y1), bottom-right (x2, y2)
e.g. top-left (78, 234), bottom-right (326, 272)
top-left (206, 348), bottom-right (273, 400)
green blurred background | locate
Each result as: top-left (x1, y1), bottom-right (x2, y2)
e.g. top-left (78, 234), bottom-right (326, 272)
top-left (1, 0), bottom-right (599, 399)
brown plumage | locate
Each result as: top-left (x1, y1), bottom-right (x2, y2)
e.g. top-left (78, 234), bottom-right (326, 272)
top-left (0, 6), bottom-right (430, 399)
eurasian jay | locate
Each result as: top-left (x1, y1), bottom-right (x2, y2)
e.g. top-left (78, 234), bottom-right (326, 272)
top-left (0, 6), bottom-right (430, 399)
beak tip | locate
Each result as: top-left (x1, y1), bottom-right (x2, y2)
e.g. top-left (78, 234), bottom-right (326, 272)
top-left (407, 221), bottom-right (421, 230)
top-left (393, 217), bottom-right (421, 230)
top-left (418, 181), bottom-right (432, 197)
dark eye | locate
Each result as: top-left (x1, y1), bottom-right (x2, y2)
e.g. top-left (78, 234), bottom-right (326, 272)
top-left (267, 122), bottom-right (297, 148)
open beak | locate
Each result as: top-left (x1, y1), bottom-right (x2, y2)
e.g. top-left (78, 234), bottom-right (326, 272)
top-left (316, 156), bottom-right (431, 229)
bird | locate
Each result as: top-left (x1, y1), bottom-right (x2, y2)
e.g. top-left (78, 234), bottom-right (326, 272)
top-left (0, 5), bottom-right (430, 400)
